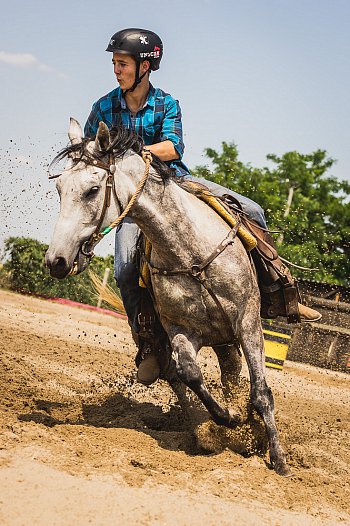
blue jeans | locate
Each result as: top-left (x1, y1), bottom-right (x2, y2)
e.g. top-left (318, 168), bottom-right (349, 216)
top-left (114, 177), bottom-right (267, 332)
top-left (114, 218), bottom-right (141, 333)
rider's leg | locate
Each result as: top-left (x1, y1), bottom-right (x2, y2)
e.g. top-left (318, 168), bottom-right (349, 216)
top-left (114, 219), bottom-right (160, 385)
top-left (186, 175), bottom-right (320, 323)
top-left (114, 218), bottom-right (141, 333)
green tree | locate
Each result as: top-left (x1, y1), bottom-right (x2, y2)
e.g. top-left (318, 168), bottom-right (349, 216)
top-left (192, 144), bottom-right (350, 285)
top-left (2, 237), bottom-right (117, 305)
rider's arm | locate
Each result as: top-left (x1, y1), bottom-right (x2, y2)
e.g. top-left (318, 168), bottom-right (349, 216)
top-left (147, 140), bottom-right (179, 161)
top-left (149, 97), bottom-right (184, 162)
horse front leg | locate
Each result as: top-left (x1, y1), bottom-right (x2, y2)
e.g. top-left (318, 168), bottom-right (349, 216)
top-left (239, 314), bottom-right (291, 476)
top-left (169, 330), bottom-right (240, 427)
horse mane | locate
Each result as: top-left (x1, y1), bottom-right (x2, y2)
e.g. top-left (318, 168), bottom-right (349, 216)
top-left (51, 125), bottom-right (175, 180)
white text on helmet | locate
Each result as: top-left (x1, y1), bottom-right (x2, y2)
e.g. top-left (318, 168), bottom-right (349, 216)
top-left (140, 51), bottom-right (160, 59)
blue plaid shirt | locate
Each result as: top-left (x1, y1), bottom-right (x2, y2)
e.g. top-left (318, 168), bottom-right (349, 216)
top-left (84, 84), bottom-right (190, 176)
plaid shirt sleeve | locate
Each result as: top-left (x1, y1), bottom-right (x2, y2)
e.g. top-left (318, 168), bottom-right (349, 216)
top-left (159, 98), bottom-right (185, 159)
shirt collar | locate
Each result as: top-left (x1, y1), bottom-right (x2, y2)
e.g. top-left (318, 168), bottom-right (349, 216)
top-left (119, 84), bottom-right (155, 110)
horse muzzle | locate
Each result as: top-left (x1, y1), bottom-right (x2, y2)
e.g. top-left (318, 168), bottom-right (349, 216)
top-left (68, 245), bottom-right (94, 276)
top-left (45, 247), bottom-right (91, 279)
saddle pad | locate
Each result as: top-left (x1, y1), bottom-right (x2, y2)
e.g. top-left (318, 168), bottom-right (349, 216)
top-left (191, 187), bottom-right (257, 252)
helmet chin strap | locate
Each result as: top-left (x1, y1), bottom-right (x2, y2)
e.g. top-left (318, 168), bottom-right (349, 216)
top-left (123, 61), bottom-right (148, 95)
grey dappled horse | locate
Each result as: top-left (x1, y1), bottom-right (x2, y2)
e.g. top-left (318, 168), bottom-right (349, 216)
top-left (46, 119), bottom-right (291, 476)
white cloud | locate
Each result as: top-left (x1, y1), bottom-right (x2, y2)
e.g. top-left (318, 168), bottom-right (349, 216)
top-left (0, 51), bottom-right (66, 78)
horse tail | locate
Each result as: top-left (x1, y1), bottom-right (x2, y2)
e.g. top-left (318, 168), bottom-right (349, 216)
top-left (88, 269), bottom-right (126, 315)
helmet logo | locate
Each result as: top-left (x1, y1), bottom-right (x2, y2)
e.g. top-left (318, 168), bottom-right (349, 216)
top-left (139, 35), bottom-right (148, 45)
top-left (140, 50), bottom-right (160, 59)
top-left (140, 45), bottom-right (161, 60)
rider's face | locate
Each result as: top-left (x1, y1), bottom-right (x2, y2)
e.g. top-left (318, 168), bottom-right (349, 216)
top-left (112, 53), bottom-right (136, 90)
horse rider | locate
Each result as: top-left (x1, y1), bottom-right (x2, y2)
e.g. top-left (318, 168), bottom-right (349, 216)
top-left (84, 28), bottom-right (321, 385)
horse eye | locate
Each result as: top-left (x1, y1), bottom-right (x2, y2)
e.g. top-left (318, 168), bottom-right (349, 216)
top-left (85, 186), bottom-right (100, 198)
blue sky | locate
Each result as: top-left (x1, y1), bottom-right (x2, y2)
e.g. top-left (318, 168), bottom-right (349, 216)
top-left (1, 0), bottom-right (349, 256)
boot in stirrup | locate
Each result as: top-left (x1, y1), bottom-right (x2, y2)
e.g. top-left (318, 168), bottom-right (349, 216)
top-left (250, 229), bottom-right (321, 323)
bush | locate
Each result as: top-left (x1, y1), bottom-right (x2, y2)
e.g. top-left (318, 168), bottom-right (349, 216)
top-left (0, 263), bottom-right (11, 290)
top-left (2, 237), bottom-right (116, 306)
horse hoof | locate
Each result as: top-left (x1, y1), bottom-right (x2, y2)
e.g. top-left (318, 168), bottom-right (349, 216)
top-left (227, 409), bottom-right (243, 428)
top-left (274, 462), bottom-right (293, 477)
top-left (210, 408), bottom-right (243, 428)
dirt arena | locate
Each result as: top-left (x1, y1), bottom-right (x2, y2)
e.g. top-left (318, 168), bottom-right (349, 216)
top-left (0, 289), bottom-right (349, 525)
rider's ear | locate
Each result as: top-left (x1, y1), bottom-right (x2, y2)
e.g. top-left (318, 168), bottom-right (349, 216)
top-left (141, 60), bottom-right (151, 73)
top-left (95, 122), bottom-right (110, 152)
top-left (68, 117), bottom-right (83, 145)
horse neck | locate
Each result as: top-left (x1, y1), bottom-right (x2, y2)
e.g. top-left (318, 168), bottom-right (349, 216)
top-left (113, 153), bottom-right (208, 265)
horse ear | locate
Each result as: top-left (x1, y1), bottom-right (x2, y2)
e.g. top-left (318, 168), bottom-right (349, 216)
top-left (68, 117), bottom-right (83, 145)
top-left (95, 122), bottom-right (110, 152)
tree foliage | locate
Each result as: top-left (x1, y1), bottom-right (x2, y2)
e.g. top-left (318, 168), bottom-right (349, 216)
top-left (192, 144), bottom-right (350, 285)
top-left (2, 237), bottom-right (116, 305)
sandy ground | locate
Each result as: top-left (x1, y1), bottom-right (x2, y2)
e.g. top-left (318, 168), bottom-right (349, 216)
top-left (0, 289), bottom-right (349, 526)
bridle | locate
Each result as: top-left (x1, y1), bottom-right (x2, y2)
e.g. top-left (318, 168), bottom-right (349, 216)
top-left (50, 147), bottom-right (153, 274)
top-left (79, 152), bottom-right (118, 259)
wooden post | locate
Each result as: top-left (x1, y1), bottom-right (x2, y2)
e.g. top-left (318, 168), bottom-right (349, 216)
top-left (327, 292), bottom-right (341, 364)
top-left (97, 267), bottom-right (110, 308)
top-left (277, 185), bottom-right (296, 245)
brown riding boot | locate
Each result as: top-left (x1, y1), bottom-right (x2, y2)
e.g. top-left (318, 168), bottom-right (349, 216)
top-left (259, 283), bottom-right (321, 322)
top-left (136, 343), bottom-right (160, 386)
top-left (298, 303), bottom-right (322, 322)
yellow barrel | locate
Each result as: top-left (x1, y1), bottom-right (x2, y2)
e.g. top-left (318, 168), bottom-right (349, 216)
top-left (263, 324), bottom-right (292, 371)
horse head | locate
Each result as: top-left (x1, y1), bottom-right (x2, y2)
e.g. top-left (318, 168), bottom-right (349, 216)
top-left (45, 118), bottom-right (119, 278)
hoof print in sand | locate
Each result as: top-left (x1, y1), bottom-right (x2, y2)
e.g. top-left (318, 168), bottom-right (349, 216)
top-left (194, 416), bottom-right (268, 456)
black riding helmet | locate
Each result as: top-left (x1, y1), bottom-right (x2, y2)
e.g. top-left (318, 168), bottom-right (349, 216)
top-left (106, 28), bottom-right (163, 93)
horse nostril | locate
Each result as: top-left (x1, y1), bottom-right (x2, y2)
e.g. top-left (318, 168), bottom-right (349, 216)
top-left (46, 254), bottom-right (70, 278)
top-left (54, 256), bottom-right (67, 270)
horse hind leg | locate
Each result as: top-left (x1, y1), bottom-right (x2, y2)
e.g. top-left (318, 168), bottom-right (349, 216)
top-left (239, 317), bottom-right (292, 476)
top-left (169, 331), bottom-right (240, 427)
top-left (213, 340), bottom-right (242, 397)
top-left (212, 342), bottom-right (246, 422)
